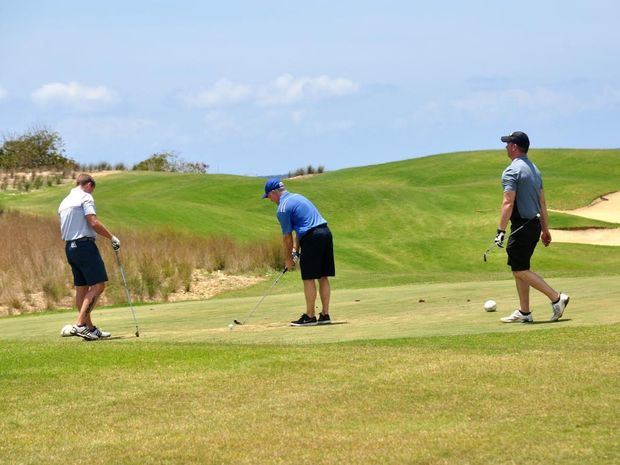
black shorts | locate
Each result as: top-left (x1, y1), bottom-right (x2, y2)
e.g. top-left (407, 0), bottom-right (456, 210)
top-left (299, 225), bottom-right (335, 280)
top-left (65, 239), bottom-right (108, 286)
top-left (506, 219), bottom-right (541, 271)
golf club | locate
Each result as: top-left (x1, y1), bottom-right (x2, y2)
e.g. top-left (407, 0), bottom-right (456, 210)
top-left (114, 249), bottom-right (140, 337)
top-left (483, 213), bottom-right (541, 262)
top-left (233, 268), bottom-right (288, 326)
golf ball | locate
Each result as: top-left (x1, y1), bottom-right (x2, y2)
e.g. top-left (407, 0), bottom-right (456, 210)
top-left (483, 300), bottom-right (497, 312)
top-left (228, 324), bottom-right (234, 330)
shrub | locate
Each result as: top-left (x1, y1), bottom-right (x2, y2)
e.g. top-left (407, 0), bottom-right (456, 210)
top-left (287, 165), bottom-right (326, 177)
top-left (0, 126), bottom-right (75, 170)
top-left (132, 151), bottom-right (209, 173)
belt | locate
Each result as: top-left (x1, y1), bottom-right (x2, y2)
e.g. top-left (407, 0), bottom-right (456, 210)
top-left (301, 224), bottom-right (328, 241)
top-left (67, 237), bottom-right (95, 243)
top-left (306, 224), bottom-right (327, 234)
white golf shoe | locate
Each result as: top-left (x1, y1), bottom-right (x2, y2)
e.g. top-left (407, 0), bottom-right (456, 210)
top-left (92, 326), bottom-right (111, 338)
top-left (71, 325), bottom-right (99, 340)
top-left (551, 293), bottom-right (570, 321)
top-left (500, 310), bottom-right (533, 323)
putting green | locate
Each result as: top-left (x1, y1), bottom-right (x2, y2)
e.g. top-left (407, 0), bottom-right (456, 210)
top-left (2, 276), bottom-right (618, 344)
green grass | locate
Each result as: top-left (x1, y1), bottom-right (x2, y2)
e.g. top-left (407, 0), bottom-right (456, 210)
top-left (1, 150), bottom-right (619, 464)
top-left (2, 149), bottom-right (619, 291)
top-left (1, 276), bottom-right (618, 344)
top-left (1, 283), bottom-right (618, 465)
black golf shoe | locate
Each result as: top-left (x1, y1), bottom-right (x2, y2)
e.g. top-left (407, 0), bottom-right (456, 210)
top-left (290, 313), bottom-right (318, 326)
top-left (317, 313), bottom-right (331, 325)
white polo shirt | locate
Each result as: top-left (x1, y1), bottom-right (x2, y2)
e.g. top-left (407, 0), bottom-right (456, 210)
top-left (58, 187), bottom-right (97, 241)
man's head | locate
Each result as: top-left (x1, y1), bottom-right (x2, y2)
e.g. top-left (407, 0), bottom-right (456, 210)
top-left (76, 173), bottom-right (96, 192)
top-left (262, 178), bottom-right (286, 203)
top-left (501, 131), bottom-right (530, 156)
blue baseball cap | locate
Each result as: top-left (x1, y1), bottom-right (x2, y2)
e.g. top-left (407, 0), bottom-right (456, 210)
top-left (262, 178), bottom-right (285, 198)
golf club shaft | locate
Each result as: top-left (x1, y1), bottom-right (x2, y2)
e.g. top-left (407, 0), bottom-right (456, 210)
top-left (115, 250), bottom-right (140, 336)
top-left (235, 268), bottom-right (287, 325)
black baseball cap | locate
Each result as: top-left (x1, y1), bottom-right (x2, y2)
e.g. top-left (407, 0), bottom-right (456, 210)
top-left (500, 131), bottom-right (530, 150)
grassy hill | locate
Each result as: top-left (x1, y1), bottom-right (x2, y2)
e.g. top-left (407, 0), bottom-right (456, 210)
top-left (1, 149), bottom-right (619, 465)
top-left (2, 148), bottom-right (619, 291)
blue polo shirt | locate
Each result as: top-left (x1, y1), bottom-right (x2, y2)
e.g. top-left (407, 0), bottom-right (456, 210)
top-left (277, 192), bottom-right (327, 238)
top-left (501, 156), bottom-right (543, 221)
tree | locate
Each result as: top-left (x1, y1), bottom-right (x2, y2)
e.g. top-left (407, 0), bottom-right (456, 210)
top-left (132, 151), bottom-right (208, 174)
top-left (0, 127), bottom-right (75, 170)
top-left (132, 151), bottom-right (177, 172)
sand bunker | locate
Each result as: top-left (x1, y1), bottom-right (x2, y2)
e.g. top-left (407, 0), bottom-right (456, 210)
top-left (550, 228), bottom-right (620, 246)
top-left (549, 192), bottom-right (620, 246)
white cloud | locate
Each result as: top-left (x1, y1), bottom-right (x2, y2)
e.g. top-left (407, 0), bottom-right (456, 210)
top-left (186, 79), bottom-right (252, 107)
top-left (450, 88), bottom-right (583, 119)
top-left (257, 74), bottom-right (359, 106)
top-left (185, 74), bottom-right (360, 108)
top-left (203, 111), bottom-right (241, 138)
top-left (31, 81), bottom-right (118, 109)
top-left (407, 87), bottom-right (604, 125)
top-left (0, 85), bottom-right (7, 99)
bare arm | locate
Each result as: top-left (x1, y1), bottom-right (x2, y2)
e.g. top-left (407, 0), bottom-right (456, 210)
top-left (86, 214), bottom-right (114, 240)
top-left (539, 189), bottom-right (552, 246)
top-left (283, 233), bottom-right (294, 270)
top-left (498, 191), bottom-right (516, 231)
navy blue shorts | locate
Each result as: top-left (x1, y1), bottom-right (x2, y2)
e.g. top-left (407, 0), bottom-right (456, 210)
top-left (506, 219), bottom-right (541, 271)
top-left (299, 225), bottom-right (335, 280)
top-left (65, 239), bottom-right (108, 286)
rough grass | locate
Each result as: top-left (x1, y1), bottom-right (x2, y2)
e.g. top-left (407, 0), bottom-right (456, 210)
top-left (0, 210), bottom-right (282, 313)
top-left (2, 149), bottom-right (618, 293)
top-left (0, 325), bottom-right (617, 465)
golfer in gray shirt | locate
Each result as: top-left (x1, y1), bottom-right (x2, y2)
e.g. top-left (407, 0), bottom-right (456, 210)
top-left (494, 131), bottom-right (570, 323)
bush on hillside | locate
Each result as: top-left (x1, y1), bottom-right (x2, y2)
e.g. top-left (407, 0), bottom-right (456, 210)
top-left (132, 151), bottom-right (209, 174)
top-left (0, 127), bottom-right (75, 170)
top-left (287, 165), bottom-right (325, 177)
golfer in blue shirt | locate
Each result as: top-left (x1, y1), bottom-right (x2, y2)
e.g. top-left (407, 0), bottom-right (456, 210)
top-left (263, 178), bottom-right (335, 326)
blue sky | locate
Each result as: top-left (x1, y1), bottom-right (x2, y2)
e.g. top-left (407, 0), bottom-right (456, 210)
top-left (1, 1), bottom-right (618, 175)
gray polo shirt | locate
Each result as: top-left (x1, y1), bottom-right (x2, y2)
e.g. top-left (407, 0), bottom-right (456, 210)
top-left (501, 156), bottom-right (543, 221)
top-left (58, 186), bottom-right (97, 241)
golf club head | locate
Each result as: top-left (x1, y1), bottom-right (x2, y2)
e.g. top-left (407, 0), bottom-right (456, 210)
top-left (483, 253), bottom-right (488, 262)
top-left (233, 319), bottom-right (243, 325)
top-left (135, 331), bottom-right (140, 337)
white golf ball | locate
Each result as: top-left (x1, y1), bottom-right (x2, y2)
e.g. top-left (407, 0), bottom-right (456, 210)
top-left (483, 300), bottom-right (497, 312)
top-left (60, 324), bottom-right (74, 337)
top-left (228, 324), bottom-right (234, 330)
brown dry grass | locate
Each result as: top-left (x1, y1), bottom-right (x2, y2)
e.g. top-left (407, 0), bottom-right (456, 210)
top-left (0, 210), bottom-right (281, 315)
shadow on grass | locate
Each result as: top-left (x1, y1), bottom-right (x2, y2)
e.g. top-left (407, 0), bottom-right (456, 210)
top-left (81, 335), bottom-right (134, 342)
top-left (532, 319), bottom-right (573, 325)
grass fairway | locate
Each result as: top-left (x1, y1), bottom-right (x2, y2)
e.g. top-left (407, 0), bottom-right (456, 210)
top-left (1, 277), bottom-right (618, 464)
top-left (1, 150), bottom-right (618, 463)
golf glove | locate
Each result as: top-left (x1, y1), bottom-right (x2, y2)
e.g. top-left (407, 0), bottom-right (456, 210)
top-left (291, 250), bottom-right (300, 264)
top-left (494, 229), bottom-right (505, 248)
top-left (111, 235), bottom-right (121, 251)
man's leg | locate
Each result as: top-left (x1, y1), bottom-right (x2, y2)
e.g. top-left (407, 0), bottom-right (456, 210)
top-left (75, 285), bottom-right (88, 318)
top-left (76, 282), bottom-right (105, 327)
top-left (303, 279), bottom-right (317, 317)
top-left (513, 273), bottom-right (531, 312)
top-left (512, 270), bottom-right (559, 302)
top-left (318, 277), bottom-right (330, 315)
